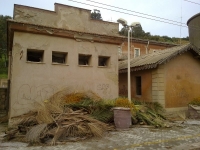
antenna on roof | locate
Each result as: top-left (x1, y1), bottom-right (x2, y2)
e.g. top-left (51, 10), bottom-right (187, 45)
top-left (180, 0), bottom-right (182, 45)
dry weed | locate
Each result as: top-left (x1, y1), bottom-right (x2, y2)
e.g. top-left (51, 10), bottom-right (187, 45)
top-left (26, 123), bottom-right (47, 143)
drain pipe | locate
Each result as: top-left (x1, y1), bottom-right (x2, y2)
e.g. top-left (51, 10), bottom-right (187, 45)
top-left (146, 41), bottom-right (149, 54)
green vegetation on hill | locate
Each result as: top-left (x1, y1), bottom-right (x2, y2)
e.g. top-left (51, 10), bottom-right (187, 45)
top-left (119, 24), bottom-right (189, 45)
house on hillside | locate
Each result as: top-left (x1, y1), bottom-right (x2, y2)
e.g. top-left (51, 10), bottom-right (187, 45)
top-left (119, 44), bottom-right (200, 111)
top-left (7, 3), bottom-right (122, 118)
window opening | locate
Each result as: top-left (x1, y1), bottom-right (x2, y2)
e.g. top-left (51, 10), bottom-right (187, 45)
top-left (78, 54), bottom-right (91, 66)
top-left (136, 76), bottom-right (142, 95)
top-left (98, 56), bottom-right (110, 67)
top-left (27, 49), bottom-right (44, 62)
top-left (52, 51), bottom-right (67, 64)
top-left (134, 48), bottom-right (140, 58)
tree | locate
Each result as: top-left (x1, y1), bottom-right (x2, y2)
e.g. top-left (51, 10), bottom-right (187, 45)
top-left (91, 9), bottom-right (102, 20)
top-left (0, 15), bottom-right (12, 78)
top-left (119, 23), bottom-right (145, 38)
top-left (132, 24), bottom-right (145, 38)
top-left (0, 15), bottom-right (12, 50)
top-left (118, 21), bottom-right (189, 44)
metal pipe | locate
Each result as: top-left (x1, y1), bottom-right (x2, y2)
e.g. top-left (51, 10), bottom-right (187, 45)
top-left (128, 28), bottom-right (131, 102)
top-left (146, 41), bottom-right (149, 54)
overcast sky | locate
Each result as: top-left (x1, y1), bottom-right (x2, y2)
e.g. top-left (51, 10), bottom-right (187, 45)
top-left (0, 0), bottom-right (199, 38)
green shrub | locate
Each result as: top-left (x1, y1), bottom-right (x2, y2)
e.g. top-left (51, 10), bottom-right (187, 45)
top-left (189, 97), bottom-right (200, 106)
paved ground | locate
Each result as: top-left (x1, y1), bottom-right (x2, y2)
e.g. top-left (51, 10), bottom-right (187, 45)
top-left (1, 120), bottom-right (200, 150)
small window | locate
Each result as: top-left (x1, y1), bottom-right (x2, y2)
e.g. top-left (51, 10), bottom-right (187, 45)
top-left (27, 49), bottom-right (44, 62)
top-left (52, 51), bottom-right (67, 64)
top-left (134, 48), bottom-right (140, 58)
top-left (136, 76), bottom-right (142, 95)
top-left (78, 54), bottom-right (91, 66)
top-left (98, 56), bottom-right (110, 67)
top-left (118, 46), bottom-right (122, 55)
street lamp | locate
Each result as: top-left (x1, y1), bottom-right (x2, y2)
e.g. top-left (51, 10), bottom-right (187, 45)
top-left (117, 19), bottom-right (139, 102)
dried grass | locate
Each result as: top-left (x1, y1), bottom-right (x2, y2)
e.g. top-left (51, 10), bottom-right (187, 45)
top-left (88, 123), bottom-right (104, 137)
top-left (36, 108), bottom-right (53, 124)
top-left (6, 90), bottom-right (111, 145)
top-left (26, 123), bottom-right (47, 143)
top-left (11, 111), bottom-right (37, 125)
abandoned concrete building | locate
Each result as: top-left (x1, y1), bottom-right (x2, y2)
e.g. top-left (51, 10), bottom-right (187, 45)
top-left (7, 2), bottom-right (197, 118)
top-left (7, 3), bottom-right (123, 117)
top-left (119, 12), bottom-right (200, 111)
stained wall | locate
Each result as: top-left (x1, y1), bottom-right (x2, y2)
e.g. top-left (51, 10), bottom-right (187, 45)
top-left (9, 32), bottom-right (119, 117)
top-left (119, 69), bottom-right (152, 102)
top-left (8, 3), bottom-right (121, 118)
top-left (14, 3), bottom-right (119, 36)
top-left (165, 52), bottom-right (200, 108)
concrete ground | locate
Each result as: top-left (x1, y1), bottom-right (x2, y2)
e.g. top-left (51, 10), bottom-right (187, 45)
top-left (1, 120), bottom-right (200, 150)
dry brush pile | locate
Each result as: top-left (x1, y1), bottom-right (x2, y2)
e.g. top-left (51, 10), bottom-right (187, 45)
top-left (4, 90), bottom-right (167, 145)
top-left (5, 91), bottom-right (112, 145)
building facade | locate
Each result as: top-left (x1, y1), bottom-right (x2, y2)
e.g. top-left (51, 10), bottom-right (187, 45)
top-left (119, 44), bottom-right (200, 111)
top-left (119, 38), bottom-right (178, 60)
top-left (7, 3), bottom-right (122, 117)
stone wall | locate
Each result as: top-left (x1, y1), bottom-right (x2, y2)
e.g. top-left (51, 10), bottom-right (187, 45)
top-left (151, 65), bottom-right (165, 107)
top-left (0, 79), bottom-right (7, 88)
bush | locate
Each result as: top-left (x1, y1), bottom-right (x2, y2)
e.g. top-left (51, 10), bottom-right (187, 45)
top-left (115, 97), bottom-right (135, 108)
top-left (189, 97), bottom-right (200, 106)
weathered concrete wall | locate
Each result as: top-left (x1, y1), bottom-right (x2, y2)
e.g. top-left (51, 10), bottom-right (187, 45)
top-left (151, 65), bottom-right (165, 107)
top-left (0, 88), bottom-right (7, 112)
top-left (0, 79), bottom-right (7, 88)
top-left (165, 52), bottom-right (200, 108)
top-left (10, 32), bottom-right (118, 117)
top-left (187, 13), bottom-right (200, 49)
top-left (119, 69), bottom-right (152, 102)
top-left (14, 4), bottom-right (119, 36)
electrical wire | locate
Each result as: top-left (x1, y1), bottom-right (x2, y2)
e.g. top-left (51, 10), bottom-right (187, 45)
top-left (68, 0), bottom-right (200, 32)
top-left (184, 0), bottom-right (200, 5)
top-left (84, 0), bottom-right (185, 25)
top-left (68, 0), bottom-right (187, 27)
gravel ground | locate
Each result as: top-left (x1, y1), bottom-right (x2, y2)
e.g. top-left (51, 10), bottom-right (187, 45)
top-left (1, 120), bottom-right (200, 150)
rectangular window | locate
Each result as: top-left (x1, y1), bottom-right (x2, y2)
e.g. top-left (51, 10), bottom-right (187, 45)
top-left (136, 76), bottom-right (142, 95)
top-left (27, 49), bottom-right (44, 62)
top-left (52, 51), bottom-right (67, 64)
top-left (134, 48), bottom-right (140, 58)
top-left (98, 56), bottom-right (110, 67)
top-left (78, 54), bottom-right (92, 66)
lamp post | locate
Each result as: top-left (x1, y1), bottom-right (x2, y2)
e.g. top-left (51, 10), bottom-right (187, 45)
top-left (117, 18), bottom-right (132, 102)
top-left (117, 19), bottom-right (141, 102)
top-left (127, 27), bottom-right (131, 102)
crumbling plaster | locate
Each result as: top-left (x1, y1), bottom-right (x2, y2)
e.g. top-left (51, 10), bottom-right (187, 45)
top-left (14, 4), bottom-right (119, 36)
top-left (9, 32), bottom-right (118, 117)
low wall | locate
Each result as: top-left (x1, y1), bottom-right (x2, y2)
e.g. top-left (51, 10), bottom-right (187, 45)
top-left (0, 88), bottom-right (7, 112)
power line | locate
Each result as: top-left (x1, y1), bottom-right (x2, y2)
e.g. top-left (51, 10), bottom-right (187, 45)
top-left (184, 0), bottom-right (200, 5)
top-left (84, 0), bottom-right (185, 25)
top-left (68, 0), bottom-right (200, 32)
top-left (68, 0), bottom-right (187, 27)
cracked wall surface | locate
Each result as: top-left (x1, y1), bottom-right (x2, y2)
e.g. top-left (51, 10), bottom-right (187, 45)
top-left (14, 4), bottom-right (119, 36)
top-left (9, 4), bottom-right (120, 118)
top-left (9, 32), bottom-right (119, 117)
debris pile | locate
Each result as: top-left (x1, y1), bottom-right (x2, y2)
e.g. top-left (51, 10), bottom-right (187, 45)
top-left (4, 90), bottom-right (167, 145)
top-left (5, 91), bottom-right (111, 145)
